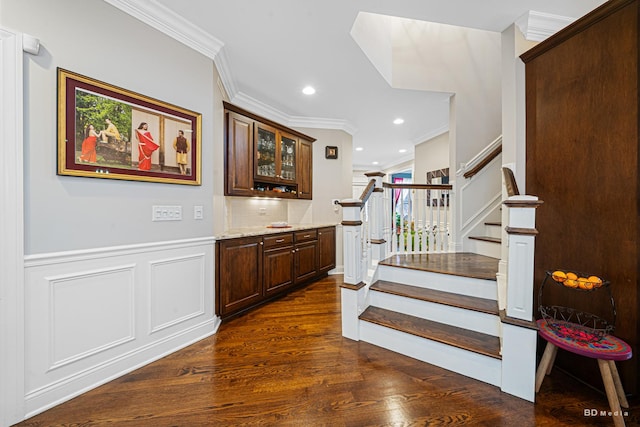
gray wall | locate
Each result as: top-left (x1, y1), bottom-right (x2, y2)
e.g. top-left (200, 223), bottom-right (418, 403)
top-left (2, 0), bottom-right (219, 254)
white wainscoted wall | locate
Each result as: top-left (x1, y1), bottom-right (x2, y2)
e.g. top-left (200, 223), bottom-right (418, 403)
top-left (23, 238), bottom-right (219, 418)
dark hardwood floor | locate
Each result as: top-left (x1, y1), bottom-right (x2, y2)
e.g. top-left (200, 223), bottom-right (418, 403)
top-left (15, 275), bottom-right (639, 426)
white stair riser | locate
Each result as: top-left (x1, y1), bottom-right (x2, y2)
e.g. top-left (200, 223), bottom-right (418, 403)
top-left (466, 239), bottom-right (501, 259)
top-left (485, 224), bottom-right (503, 239)
top-left (360, 321), bottom-right (501, 387)
top-left (369, 291), bottom-right (500, 337)
top-left (377, 265), bottom-right (497, 299)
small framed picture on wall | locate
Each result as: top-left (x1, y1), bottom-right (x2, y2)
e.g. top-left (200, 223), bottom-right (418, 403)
top-left (325, 146), bottom-right (338, 159)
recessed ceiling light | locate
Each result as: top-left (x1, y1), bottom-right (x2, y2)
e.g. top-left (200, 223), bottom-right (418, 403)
top-left (372, 161), bottom-right (379, 165)
top-left (399, 149), bottom-right (407, 153)
top-left (355, 147), bottom-right (364, 151)
top-left (393, 118), bottom-right (404, 125)
top-left (302, 86), bottom-right (316, 95)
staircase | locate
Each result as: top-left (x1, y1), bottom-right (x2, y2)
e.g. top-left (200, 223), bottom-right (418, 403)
top-left (340, 168), bottom-right (540, 402)
top-left (468, 221), bottom-right (502, 259)
top-left (358, 253), bottom-right (503, 387)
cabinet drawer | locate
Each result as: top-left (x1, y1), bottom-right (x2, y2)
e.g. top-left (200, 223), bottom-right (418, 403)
top-left (295, 229), bottom-right (317, 242)
top-left (263, 233), bottom-right (293, 248)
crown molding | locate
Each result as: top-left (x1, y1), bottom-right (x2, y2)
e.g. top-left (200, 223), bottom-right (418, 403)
top-left (288, 116), bottom-right (358, 135)
top-left (213, 48), bottom-right (238, 99)
top-left (412, 124), bottom-right (449, 146)
top-left (232, 91), bottom-right (358, 135)
top-left (104, 0), bottom-right (357, 135)
top-left (102, 0), bottom-right (224, 59)
top-left (515, 11), bottom-right (575, 42)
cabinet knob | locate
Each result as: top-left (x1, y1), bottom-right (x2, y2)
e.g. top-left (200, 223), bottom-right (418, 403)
top-left (260, 242), bottom-right (264, 245)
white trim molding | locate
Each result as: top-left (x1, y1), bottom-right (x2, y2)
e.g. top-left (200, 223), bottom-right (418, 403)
top-left (102, 0), bottom-right (223, 59)
top-left (515, 11), bottom-right (576, 42)
top-left (232, 91), bottom-right (358, 135)
top-left (0, 26), bottom-right (26, 427)
top-left (23, 239), bottom-right (220, 419)
top-left (102, 0), bottom-right (360, 135)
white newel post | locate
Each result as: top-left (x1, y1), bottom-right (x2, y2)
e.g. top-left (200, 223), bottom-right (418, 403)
top-left (364, 172), bottom-right (386, 265)
top-left (340, 200), bottom-right (366, 340)
top-left (500, 194), bottom-right (543, 402)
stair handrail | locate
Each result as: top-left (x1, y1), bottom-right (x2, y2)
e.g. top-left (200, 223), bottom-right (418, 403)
top-left (502, 167), bottom-right (520, 196)
top-left (382, 183), bottom-right (453, 190)
top-left (359, 179), bottom-right (376, 209)
top-left (457, 135), bottom-right (503, 179)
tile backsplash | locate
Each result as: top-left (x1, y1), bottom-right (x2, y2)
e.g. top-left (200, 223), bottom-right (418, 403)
top-left (226, 198), bottom-right (312, 229)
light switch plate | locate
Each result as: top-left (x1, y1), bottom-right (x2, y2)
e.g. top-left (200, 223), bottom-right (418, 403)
top-left (194, 205), bottom-right (203, 220)
top-left (152, 205), bottom-right (182, 221)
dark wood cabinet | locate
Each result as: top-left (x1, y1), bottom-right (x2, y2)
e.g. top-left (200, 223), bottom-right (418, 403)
top-left (294, 229), bottom-right (318, 283)
top-left (216, 236), bottom-right (263, 317)
top-left (297, 139), bottom-right (313, 199)
top-left (224, 101), bottom-right (314, 199)
top-left (521, 0), bottom-right (639, 394)
top-left (263, 234), bottom-right (295, 297)
top-left (216, 226), bottom-right (335, 319)
top-left (317, 226), bottom-right (336, 274)
top-left (225, 112), bottom-right (254, 197)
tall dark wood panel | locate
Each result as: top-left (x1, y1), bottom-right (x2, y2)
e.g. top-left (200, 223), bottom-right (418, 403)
top-left (298, 140), bottom-right (313, 199)
top-left (521, 0), bottom-right (639, 394)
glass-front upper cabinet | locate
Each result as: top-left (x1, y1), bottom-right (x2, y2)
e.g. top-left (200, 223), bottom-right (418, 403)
top-left (280, 133), bottom-right (296, 182)
top-left (255, 123), bottom-right (298, 184)
top-left (256, 124), bottom-right (277, 179)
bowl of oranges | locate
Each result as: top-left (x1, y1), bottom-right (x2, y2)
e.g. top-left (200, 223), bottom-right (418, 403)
top-left (538, 270), bottom-right (615, 342)
top-left (548, 270), bottom-right (606, 291)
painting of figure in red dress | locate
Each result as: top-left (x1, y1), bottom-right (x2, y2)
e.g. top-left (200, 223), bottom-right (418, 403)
top-left (60, 68), bottom-right (201, 185)
top-left (72, 87), bottom-right (194, 177)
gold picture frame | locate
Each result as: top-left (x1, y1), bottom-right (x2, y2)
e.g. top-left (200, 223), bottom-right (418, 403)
top-left (57, 68), bottom-right (202, 185)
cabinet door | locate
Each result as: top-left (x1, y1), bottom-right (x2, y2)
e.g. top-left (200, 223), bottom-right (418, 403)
top-left (317, 227), bottom-right (336, 274)
top-left (298, 139), bottom-right (313, 199)
top-left (225, 112), bottom-right (254, 196)
top-left (264, 246), bottom-right (295, 297)
top-left (279, 132), bottom-right (297, 183)
top-left (217, 236), bottom-right (263, 317)
top-left (295, 240), bottom-right (317, 283)
top-left (255, 123), bottom-right (278, 181)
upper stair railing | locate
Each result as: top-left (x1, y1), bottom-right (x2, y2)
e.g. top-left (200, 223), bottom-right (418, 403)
top-left (383, 182), bottom-right (453, 254)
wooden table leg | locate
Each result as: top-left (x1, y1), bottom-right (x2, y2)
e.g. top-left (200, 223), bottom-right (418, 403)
top-left (535, 341), bottom-right (558, 393)
top-left (598, 359), bottom-right (625, 427)
top-left (608, 360), bottom-right (629, 409)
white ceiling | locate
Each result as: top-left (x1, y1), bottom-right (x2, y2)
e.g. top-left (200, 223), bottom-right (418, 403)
top-left (123, 0), bottom-right (606, 169)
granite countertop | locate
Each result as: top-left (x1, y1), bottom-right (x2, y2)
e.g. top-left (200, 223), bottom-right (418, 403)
top-left (215, 223), bottom-right (338, 240)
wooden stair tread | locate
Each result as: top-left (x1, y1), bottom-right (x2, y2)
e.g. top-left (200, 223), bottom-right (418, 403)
top-left (379, 253), bottom-right (498, 281)
top-left (370, 280), bottom-right (499, 315)
top-left (468, 236), bottom-right (501, 244)
top-left (360, 306), bottom-right (501, 360)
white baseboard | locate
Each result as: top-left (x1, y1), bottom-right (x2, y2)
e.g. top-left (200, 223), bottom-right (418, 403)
top-left (24, 318), bottom-right (219, 418)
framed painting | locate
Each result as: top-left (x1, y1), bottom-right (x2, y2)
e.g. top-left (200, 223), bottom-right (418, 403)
top-left (325, 146), bottom-right (338, 159)
top-left (57, 68), bottom-right (202, 185)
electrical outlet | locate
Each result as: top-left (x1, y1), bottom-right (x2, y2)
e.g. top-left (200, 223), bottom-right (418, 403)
top-left (152, 205), bottom-right (182, 221)
top-left (258, 208), bottom-right (267, 215)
